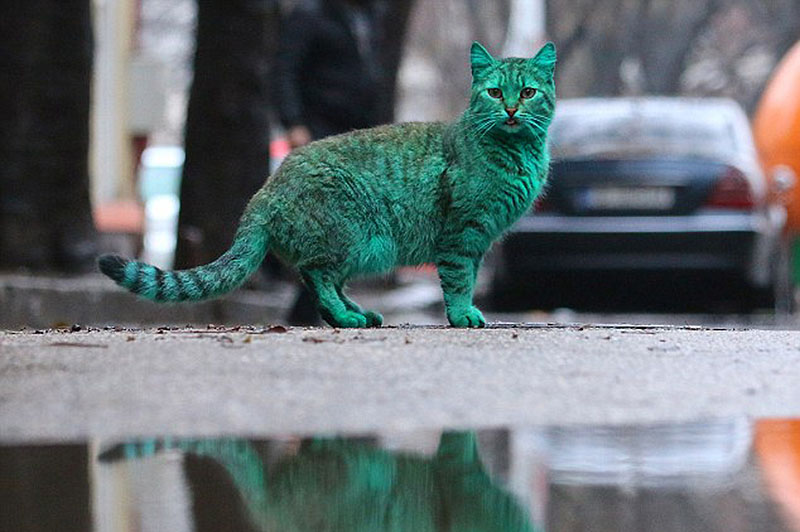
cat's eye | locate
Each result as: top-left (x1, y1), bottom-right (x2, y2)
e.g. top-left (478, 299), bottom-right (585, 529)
top-left (487, 88), bottom-right (503, 99)
top-left (520, 87), bottom-right (537, 99)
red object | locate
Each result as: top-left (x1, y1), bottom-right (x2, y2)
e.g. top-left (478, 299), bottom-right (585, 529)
top-left (270, 136), bottom-right (292, 162)
top-left (93, 200), bottom-right (144, 234)
top-left (705, 167), bottom-right (756, 209)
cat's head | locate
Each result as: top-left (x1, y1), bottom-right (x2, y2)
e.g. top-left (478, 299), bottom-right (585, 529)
top-left (467, 41), bottom-right (556, 137)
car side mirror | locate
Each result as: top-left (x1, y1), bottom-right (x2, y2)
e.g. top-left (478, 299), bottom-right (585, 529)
top-left (771, 165), bottom-right (796, 203)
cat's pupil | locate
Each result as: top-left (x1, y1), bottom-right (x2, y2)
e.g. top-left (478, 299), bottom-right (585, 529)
top-left (487, 88), bottom-right (503, 98)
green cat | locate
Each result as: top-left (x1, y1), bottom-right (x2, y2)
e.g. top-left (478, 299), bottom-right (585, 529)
top-left (101, 432), bottom-right (537, 531)
top-left (99, 42), bottom-right (556, 328)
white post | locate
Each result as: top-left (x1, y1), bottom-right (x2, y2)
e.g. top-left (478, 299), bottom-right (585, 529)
top-left (91, 0), bottom-right (135, 205)
top-left (90, 440), bottom-right (194, 532)
top-left (502, 0), bottom-right (547, 57)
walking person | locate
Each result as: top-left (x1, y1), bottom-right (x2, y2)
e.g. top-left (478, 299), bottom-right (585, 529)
top-left (274, 0), bottom-right (392, 324)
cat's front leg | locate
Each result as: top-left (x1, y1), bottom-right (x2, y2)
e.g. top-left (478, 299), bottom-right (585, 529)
top-left (436, 255), bottom-right (486, 328)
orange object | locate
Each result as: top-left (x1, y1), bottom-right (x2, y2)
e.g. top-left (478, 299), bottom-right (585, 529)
top-left (753, 41), bottom-right (800, 231)
top-left (93, 200), bottom-right (144, 234)
top-left (755, 419), bottom-right (800, 531)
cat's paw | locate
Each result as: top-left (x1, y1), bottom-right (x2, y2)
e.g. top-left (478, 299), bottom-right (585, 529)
top-left (327, 311), bottom-right (369, 329)
top-left (447, 306), bottom-right (486, 328)
top-left (364, 310), bottom-right (383, 328)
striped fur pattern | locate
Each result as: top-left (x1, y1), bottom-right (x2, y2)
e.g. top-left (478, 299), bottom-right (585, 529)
top-left (98, 42), bottom-right (556, 328)
top-left (98, 203), bottom-right (268, 302)
top-left (99, 438), bottom-right (268, 527)
top-left (99, 433), bottom-right (536, 531)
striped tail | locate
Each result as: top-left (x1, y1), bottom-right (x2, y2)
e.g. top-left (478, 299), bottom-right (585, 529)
top-left (99, 438), bottom-right (268, 521)
top-left (98, 208), bottom-right (269, 303)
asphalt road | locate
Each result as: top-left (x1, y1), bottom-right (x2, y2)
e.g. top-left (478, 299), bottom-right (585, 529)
top-left (2, 323), bottom-right (800, 444)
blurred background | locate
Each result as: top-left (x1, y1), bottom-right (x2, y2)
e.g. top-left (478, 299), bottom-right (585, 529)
top-left (2, 0), bottom-right (800, 328)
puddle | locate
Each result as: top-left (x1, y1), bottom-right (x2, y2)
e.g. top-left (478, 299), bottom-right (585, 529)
top-left (2, 419), bottom-right (800, 531)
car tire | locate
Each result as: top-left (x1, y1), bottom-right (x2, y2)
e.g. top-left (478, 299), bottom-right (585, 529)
top-left (753, 237), bottom-right (795, 315)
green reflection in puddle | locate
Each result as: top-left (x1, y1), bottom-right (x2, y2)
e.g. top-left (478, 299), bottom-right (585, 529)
top-left (102, 431), bottom-right (537, 532)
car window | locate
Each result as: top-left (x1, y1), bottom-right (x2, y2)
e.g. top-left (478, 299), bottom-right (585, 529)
top-left (549, 103), bottom-right (741, 160)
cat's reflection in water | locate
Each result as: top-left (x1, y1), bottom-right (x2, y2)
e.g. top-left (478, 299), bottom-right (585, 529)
top-left (100, 432), bottom-right (536, 532)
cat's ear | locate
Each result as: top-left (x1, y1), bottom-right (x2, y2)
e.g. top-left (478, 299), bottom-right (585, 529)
top-left (529, 41), bottom-right (557, 76)
top-left (470, 41), bottom-right (496, 78)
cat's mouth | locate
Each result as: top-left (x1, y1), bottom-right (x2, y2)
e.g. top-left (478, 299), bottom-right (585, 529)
top-left (504, 118), bottom-right (519, 126)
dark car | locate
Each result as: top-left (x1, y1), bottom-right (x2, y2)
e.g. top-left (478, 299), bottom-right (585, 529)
top-left (489, 97), bottom-right (792, 312)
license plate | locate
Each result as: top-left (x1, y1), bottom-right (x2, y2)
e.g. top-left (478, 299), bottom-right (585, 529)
top-left (579, 186), bottom-right (676, 211)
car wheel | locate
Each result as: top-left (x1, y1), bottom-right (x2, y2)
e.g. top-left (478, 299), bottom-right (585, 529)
top-left (754, 236), bottom-right (795, 315)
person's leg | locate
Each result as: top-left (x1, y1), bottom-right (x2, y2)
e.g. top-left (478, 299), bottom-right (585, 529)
top-left (287, 284), bottom-right (321, 326)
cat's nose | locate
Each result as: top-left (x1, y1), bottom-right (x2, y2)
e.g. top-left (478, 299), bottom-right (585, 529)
top-left (505, 107), bottom-right (518, 117)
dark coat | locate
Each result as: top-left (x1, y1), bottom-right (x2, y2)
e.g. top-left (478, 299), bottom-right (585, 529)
top-left (274, 0), bottom-right (389, 138)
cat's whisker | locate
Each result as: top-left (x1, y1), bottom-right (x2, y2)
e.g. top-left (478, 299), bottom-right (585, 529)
top-left (531, 115), bottom-right (550, 129)
top-left (474, 118), bottom-right (495, 131)
top-left (522, 117), bottom-right (549, 137)
top-left (476, 118), bottom-right (501, 142)
top-left (478, 127), bottom-right (494, 142)
top-left (471, 117), bottom-right (499, 141)
top-left (525, 120), bottom-right (547, 135)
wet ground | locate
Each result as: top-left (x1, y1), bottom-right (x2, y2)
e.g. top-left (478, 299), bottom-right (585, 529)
top-left (4, 271), bottom-right (800, 531)
top-left (5, 324), bottom-right (800, 441)
top-left (4, 323), bottom-right (800, 531)
top-left (3, 420), bottom-right (800, 531)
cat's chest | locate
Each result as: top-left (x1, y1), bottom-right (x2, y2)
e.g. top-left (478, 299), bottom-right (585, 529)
top-left (490, 173), bottom-right (540, 219)
top-left (454, 168), bottom-right (542, 232)
top-left (477, 160), bottom-right (543, 204)
top-left (446, 141), bottom-right (548, 232)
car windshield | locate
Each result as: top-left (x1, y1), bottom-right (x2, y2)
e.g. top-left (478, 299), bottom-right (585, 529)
top-left (549, 101), bottom-right (741, 161)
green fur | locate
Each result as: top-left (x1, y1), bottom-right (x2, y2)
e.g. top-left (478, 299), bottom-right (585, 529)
top-left (99, 42), bottom-right (556, 328)
top-left (102, 432), bottom-right (537, 531)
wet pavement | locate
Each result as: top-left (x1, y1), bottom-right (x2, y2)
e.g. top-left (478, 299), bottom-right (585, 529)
top-left (4, 326), bottom-right (800, 532)
top-left (3, 420), bottom-right (800, 531)
top-left (4, 272), bottom-right (800, 530)
top-left (3, 324), bottom-right (800, 444)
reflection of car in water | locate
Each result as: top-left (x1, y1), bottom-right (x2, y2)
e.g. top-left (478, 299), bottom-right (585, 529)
top-left (489, 97), bottom-right (792, 312)
top-left (513, 419), bottom-right (758, 532)
top-left (525, 419), bottom-right (752, 489)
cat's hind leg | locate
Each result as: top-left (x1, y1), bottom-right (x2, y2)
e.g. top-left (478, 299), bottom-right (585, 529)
top-left (301, 269), bottom-right (368, 328)
top-left (336, 285), bottom-right (383, 327)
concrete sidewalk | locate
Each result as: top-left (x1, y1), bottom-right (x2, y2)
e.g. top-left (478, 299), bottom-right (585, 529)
top-left (2, 324), bottom-right (800, 443)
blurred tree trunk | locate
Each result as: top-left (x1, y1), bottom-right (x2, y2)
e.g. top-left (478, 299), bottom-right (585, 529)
top-left (547, 0), bottom-right (593, 64)
top-left (0, 0), bottom-right (97, 272)
top-left (465, 0), bottom-right (511, 53)
top-left (636, 0), bottom-right (720, 94)
top-left (175, 0), bottom-right (278, 268)
top-left (176, 0), bottom-right (415, 268)
top-left (586, 1), bottom-right (627, 96)
top-left (768, 0), bottom-right (800, 60)
top-left (549, 0), bottom-right (723, 97)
